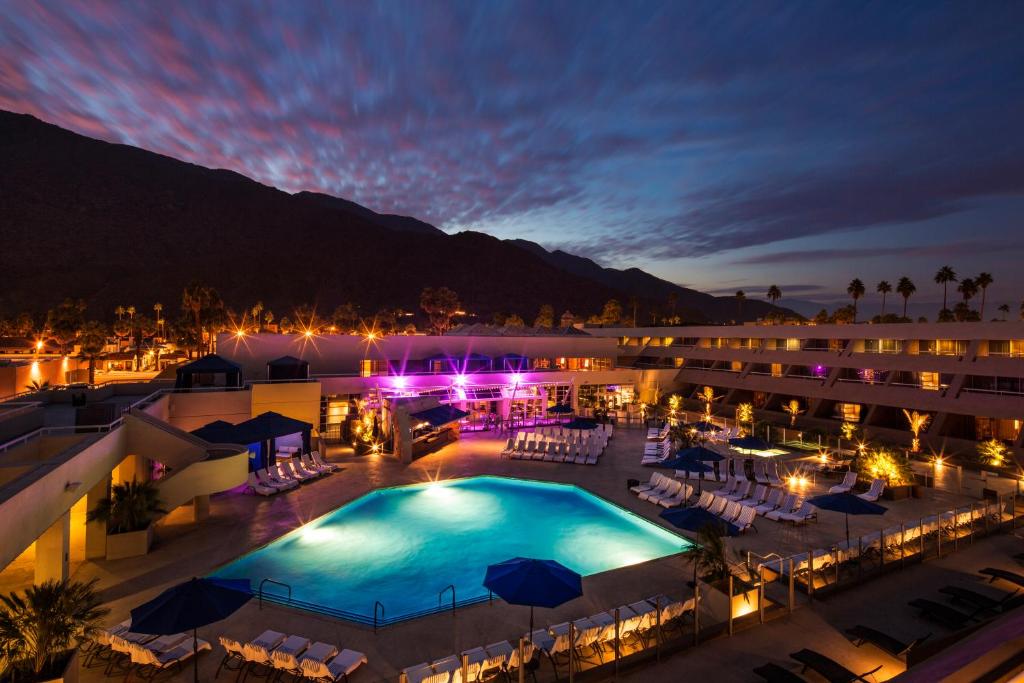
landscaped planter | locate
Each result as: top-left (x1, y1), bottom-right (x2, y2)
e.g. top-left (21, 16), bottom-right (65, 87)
top-left (882, 485), bottom-right (913, 501)
top-left (104, 525), bottom-right (153, 560)
top-left (39, 650), bottom-right (78, 683)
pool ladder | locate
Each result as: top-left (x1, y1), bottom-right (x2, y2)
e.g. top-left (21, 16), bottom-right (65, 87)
top-left (439, 584), bottom-right (456, 612)
top-left (257, 578), bottom-right (292, 610)
top-left (373, 601), bottom-right (385, 632)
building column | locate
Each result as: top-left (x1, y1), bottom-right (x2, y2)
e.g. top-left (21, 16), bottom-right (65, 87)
top-left (35, 512), bottom-right (70, 584)
top-left (85, 477), bottom-right (110, 560)
top-left (115, 453), bottom-right (150, 484)
top-left (191, 495), bottom-right (210, 522)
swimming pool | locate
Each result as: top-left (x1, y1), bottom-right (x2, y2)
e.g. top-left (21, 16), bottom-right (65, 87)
top-left (211, 476), bottom-right (691, 624)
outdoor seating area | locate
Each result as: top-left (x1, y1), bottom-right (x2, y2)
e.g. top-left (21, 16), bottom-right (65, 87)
top-left (247, 450), bottom-right (337, 496)
top-left (83, 620), bottom-right (211, 680)
top-left (400, 594), bottom-right (693, 683)
top-left (502, 424), bottom-right (612, 465)
top-left (215, 629), bottom-right (367, 682)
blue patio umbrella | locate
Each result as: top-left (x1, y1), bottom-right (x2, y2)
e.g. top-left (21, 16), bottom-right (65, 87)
top-left (654, 451), bottom-right (716, 496)
top-left (807, 492), bottom-right (886, 545)
top-left (563, 417), bottom-right (599, 430)
top-left (546, 403), bottom-right (574, 414)
top-left (484, 557), bottom-right (582, 639)
top-left (687, 421), bottom-right (722, 432)
top-left (675, 446), bottom-right (724, 462)
top-left (660, 507), bottom-right (739, 537)
top-left (729, 436), bottom-right (772, 452)
top-left (130, 577), bottom-right (251, 683)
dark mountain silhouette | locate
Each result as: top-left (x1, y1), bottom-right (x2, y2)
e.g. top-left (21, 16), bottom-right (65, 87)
top-left (0, 110), bottom-right (794, 325)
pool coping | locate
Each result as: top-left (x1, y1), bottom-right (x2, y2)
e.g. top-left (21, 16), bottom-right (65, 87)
top-left (208, 474), bottom-right (695, 626)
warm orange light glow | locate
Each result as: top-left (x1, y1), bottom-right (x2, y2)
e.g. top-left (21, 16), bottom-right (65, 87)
top-left (35, 340), bottom-right (44, 351)
top-left (304, 330), bottom-right (313, 338)
top-left (235, 329), bottom-right (246, 338)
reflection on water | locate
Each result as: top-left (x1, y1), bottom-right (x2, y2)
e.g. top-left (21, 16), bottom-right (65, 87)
top-left (212, 476), bottom-right (690, 620)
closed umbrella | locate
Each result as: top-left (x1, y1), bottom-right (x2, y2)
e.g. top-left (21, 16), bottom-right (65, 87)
top-left (129, 577), bottom-right (251, 683)
top-left (806, 492), bottom-right (886, 545)
top-left (484, 557), bottom-right (582, 642)
top-left (687, 421), bottom-right (722, 433)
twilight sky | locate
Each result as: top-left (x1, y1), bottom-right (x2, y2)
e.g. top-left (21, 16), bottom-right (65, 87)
top-left (3, 1), bottom-right (1024, 312)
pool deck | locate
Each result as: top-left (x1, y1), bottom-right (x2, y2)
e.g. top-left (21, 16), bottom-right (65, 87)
top-left (3, 426), bottom-right (1022, 681)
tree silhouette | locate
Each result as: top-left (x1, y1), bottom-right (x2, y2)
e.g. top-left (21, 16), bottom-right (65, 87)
top-left (896, 277), bottom-right (916, 318)
top-left (934, 265), bottom-right (957, 311)
top-left (847, 279), bottom-right (865, 322)
top-left (876, 280), bottom-right (892, 316)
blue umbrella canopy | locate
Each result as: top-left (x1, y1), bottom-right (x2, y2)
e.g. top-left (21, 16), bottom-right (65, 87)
top-left (563, 418), bottom-right (599, 430)
top-left (676, 445), bottom-right (725, 462)
top-left (130, 577), bottom-right (251, 683)
top-left (546, 403), bottom-right (574, 414)
top-left (653, 453), bottom-right (713, 472)
top-left (660, 507), bottom-right (739, 537)
top-left (806, 492), bottom-right (886, 544)
top-left (484, 557), bottom-right (582, 638)
top-left (729, 436), bottom-right (772, 451)
top-left (687, 421), bottom-right (722, 432)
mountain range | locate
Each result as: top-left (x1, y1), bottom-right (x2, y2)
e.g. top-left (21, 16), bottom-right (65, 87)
top-left (0, 110), bottom-right (793, 325)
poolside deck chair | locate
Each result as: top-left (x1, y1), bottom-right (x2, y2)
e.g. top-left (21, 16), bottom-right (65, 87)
top-left (777, 501), bottom-right (817, 525)
top-left (247, 473), bottom-right (277, 496)
top-left (735, 505), bottom-right (758, 533)
top-left (739, 484), bottom-right (768, 506)
top-left (274, 461), bottom-right (301, 485)
top-left (639, 477), bottom-right (675, 503)
top-left (767, 461), bottom-right (783, 487)
top-left (754, 663), bottom-right (809, 682)
top-left (301, 452), bottom-right (331, 475)
top-left (980, 567), bottom-right (1024, 588)
top-left (719, 500), bottom-right (742, 523)
top-left (311, 451), bottom-right (338, 472)
top-left (857, 478), bottom-right (885, 502)
top-left (631, 473), bottom-right (662, 494)
top-left (753, 489), bottom-right (784, 515)
top-left (708, 496), bottom-right (728, 516)
top-left (722, 480), bottom-right (752, 502)
top-left (259, 468), bottom-right (296, 490)
top-left (790, 648), bottom-right (881, 683)
top-left (646, 480), bottom-right (683, 505)
top-left (128, 638), bottom-right (211, 681)
top-left (765, 494), bottom-right (798, 520)
top-left (829, 471), bottom-right (858, 494)
top-left (694, 490), bottom-right (714, 509)
top-left (300, 649), bottom-right (368, 683)
top-left (290, 456), bottom-right (320, 480)
top-left (215, 637), bottom-right (247, 679)
top-left (907, 599), bottom-right (975, 629)
top-left (845, 625), bottom-right (929, 660)
top-left (939, 585), bottom-right (1020, 613)
top-left (488, 640), bottom-right (536, 682)
top-left (754, 461), bottom-right (770, 485)
top-left (402, 663), bottom-right (442, 683)
top-left (659, 483), bottom-right (693, 508)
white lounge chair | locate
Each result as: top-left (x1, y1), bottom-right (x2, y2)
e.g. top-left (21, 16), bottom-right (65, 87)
top-left (777, 501), bottom-right (817, 524)
top-left (289, 457), bottom-right (319, 480)
top-left (301, 452), bottom-right (330, 475)
top-left (631, 473), bottom-right (663, 494)
top-left (127, 638), bottom-right (210, 680)
top-left (659, 483), bottom-right (693, 508)
top-left (694, 490), bottom-right (714, 509)
top-left (300, 649), bottom-right (368, 682)
top-left (718, 501), bottom-right (742, 523)
top-left (738, 484), bottom-right (767, 507)
top-left (766, 461), bottom-right (783, 487)
top-left (648, 480), bottom-right (683, 505)
top-left (708, 496), bottom-right (728, 516)
top-left (311, 450), bottom-right (339, 472)
top-left (247, 472), bottom-right (277, 496)
top-left (753, 461), bottom-right (770, 485)
top-left (259, 468), bottom-right (296, 490)
top-left (752, 488), bottom-right (783, 515)
top-left (858, 478), bottom-right (885, 502)
top-left (764, 494), bottom-right (798, 520)
top-left (735, 505), bottom-right (758, 533)
top-left (829, 471), bottom-right (858, 494)
top-left (722, 481), bottom-right (752, 502)
top-left (639, 478), bottom-right (676, 503)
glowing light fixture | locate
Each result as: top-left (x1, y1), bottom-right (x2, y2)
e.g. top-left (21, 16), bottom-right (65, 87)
top-left (453, 375), bottom-right (467, 386)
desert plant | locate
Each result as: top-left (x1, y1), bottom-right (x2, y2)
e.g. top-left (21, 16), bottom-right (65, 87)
top-left (688, 524), bottom-right (734, 583)
top-left (856, 448), bottom-right (914, 486)
top-left (782, 399), bottom-right (804, 427)
top-left (0, 578), bottom-right (108, 678)
top-left (977, 438), bottom-right (1009, 467)
top-left (85, 479), bottom-right (166, 535)
top-left (902, 409), bottom-right (930, 453)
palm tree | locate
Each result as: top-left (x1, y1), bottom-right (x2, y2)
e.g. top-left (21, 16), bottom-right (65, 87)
top-left (152, 302), bottom-right (163, 335)
top-left (934, 266), bottom-right (957, 311)
top-left (686, 524), bottom-right (735, 585)
top-left (735, 290), bottom-right (746, 320)
top-left (0, 578), bottom-right (108, 677)
top-left (86, 479), bottom-right (166, 534)
top-left (896, 277), bottom-right (916, 318)
top-left (251, 301), bottom-right (264, 333)
top-left (78, 321), bottom-right (108, 385)
top-left (957, 277), bottom-right (977, 305)
top-left (998, 303), bottom-right (1010, 321)
top-left (766, 285), bottom-right (782, 308)
top-left (782, 399), bottom-right (804, 427)
top-left (975, 272), bottom-right (993, 318)
top-left (847, 279), bottom-right (865, 322)
top-left (114, 305), bottom-right (125, 321)
top-left (126, 306), bottom-right (136, 320)
top-left (902, 409), bottom-right (930, 453)
top-left (876, 280), bottom-right (892, 316)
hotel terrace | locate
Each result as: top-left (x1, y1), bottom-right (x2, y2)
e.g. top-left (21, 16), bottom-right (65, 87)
top-left (0, 320), bottom-right (1022, 682)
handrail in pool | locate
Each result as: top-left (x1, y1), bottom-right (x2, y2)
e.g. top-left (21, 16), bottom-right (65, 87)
top-left (439, 584), bottom-right (456, 612)
top-left (373, 601), bottom-right (385, 633)
top-left (258, 578), bottom-right (292, 610)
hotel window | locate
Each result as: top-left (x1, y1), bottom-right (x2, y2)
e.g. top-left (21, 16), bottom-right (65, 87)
top-left (709, 337), bottom-right (725, 349)
top-left (988, 340), bottom-right (1010, 356)
top-left (785, 338), bottom-right (801, 351)
top-left (771, 363), bottom-right (783, 377)
top-left (835, 403), bottom-right (862, 422)
top-left (360, 359), bottom-right (388, 377)
top-left (919, 372), bottom-right (940, 390)
top-left (929, 339), bottom-right (967, 356)
top-left (674, 357), bottom-right (684, 368)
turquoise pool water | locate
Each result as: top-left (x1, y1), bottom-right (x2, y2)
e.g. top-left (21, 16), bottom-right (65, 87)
top-left (211, 476), bottom-right (690, 624)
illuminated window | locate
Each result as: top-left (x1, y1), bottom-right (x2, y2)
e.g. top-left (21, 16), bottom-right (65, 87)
top-left (360, 359), bottom-right (388, 377)
top-left (920, 372), bottom-right (940, 391)
top-left (731, 361), bottom-right (743, 372)
top-left (785, 338), bottom-right (801, 351)
top-left (835, 403), bottom-right (861, 421)
top-left (771, 363), bottom-right (783, 377)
